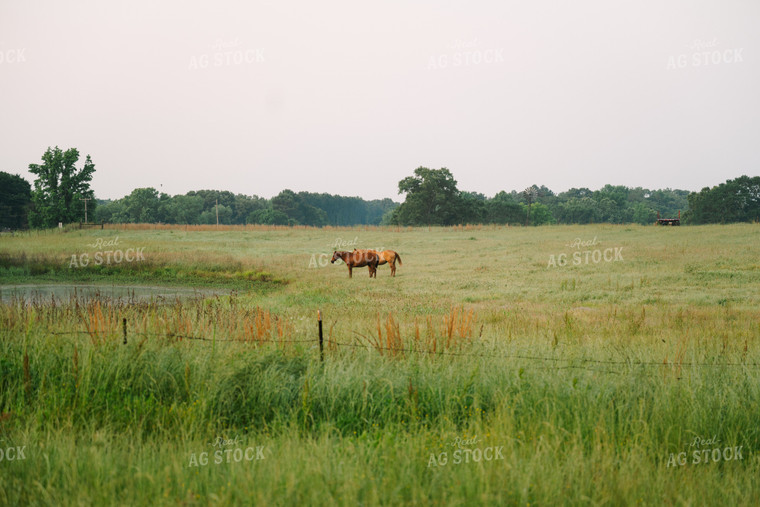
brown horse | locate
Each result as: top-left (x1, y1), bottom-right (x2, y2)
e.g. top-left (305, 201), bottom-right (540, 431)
top-left (331, 250), bottom-right (379, 278)
top-left (353, 249), bottom-right (403, 276)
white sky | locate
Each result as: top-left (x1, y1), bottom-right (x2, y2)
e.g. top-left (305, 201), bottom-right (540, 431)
top-left (1, 0), bottom-right (758, 201)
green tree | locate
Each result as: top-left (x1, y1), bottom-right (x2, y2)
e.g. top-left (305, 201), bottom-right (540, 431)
top-left (631, 202), bottom-right (657, 225)
top-left (162, 195), bottom-right (204, 224)
top-left (186, 190), bottom-right (236, 211)
top-left (395, 167), bottom-right (462, 226)
top-left (0, 172), bottom-right (32, 229)
top-left (647, 189), bottom-right (689, 219)
top-left (366, 198), bottom-right (399, 225)
top-left (730, 175), bottom-right (760, 222)
top-left (28, 146), bottom-right (96, 228)
top-left (596, 196), bottom-right (621, 223)
top-left (94, 199), bottom-right (123, 224)
top-left (122, 188), bottom-right (163, 223)
top-left (522, 202), bottom-right (555, 225)
top-left (485, 191), bottom-right (524, 224)
top-left (522, 186), bottom-right (538, 225)
top-left (270, 190), bottom-right (328, 226)
top-left (272, 190), bottom-right (299, 218)
top-left (457, 191), bottom-right (487, 224)
top-left (233, 194), bottom-right (267, 224)
top-left (687, 176), bottom-right (760, 224)
top-left (297, 192), bottom-right (398, 225)
top-left (200, 204), bottom-right (233, 225)
top-left (249, 208), bottom-right (289, 225)
top-left (553, 196), bottom-right (598, 224)
top-left (592, 185), bottom-right (630, 223)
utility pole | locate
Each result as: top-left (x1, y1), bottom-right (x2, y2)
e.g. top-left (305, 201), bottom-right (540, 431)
top-left (80, 197), bottom-right (91, 224)
top-left (215, 199), bottom-right (219, 227)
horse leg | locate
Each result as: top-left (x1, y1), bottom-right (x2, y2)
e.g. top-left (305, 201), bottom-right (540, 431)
top-left (390, 260), bottom-right (396, 277)
top-left (348, 265), bottom-right (353, 278)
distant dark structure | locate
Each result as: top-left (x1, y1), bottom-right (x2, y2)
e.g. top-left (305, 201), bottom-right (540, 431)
top-left (656, 210), bottom-right (680, 226)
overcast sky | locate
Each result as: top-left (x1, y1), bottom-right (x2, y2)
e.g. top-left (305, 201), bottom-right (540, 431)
top-left (1, 0), bottom-right (758, 201)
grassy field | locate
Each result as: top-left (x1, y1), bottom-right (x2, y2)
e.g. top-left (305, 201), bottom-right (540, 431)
top-left (1, 223), bottom-right (759, 506)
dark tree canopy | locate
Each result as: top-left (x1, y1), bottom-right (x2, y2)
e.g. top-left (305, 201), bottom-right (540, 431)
top-left (0, 172), bottom-right (32, 229)
top-left (385, 168), bottom-right (696, 226)
top-left (686, 175), bottom-right (760, 224)
top-left (93, 187), bottom-right (396, 226)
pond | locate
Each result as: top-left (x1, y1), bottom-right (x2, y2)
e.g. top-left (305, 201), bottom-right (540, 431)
top-left (0, 284), bottom-right (230, 305)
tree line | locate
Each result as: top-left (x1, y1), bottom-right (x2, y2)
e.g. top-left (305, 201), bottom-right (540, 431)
top-left (686, 175), bottom-right (760, 224)
top-left (93, 188), bottom-right (397, 226)
top-left (2, 147), bottom-right (758, 230)
top-left (388, 167), bottom-right (693, 226)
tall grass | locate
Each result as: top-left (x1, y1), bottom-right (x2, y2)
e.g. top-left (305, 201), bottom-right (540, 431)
top-left (1, 224), bottom-right (760, 505)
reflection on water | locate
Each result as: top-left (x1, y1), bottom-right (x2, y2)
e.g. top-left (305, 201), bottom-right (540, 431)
top-left (0, 284), bottom-right (230, 305)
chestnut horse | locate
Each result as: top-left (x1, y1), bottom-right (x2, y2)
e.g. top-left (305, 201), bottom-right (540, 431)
top-left (353, 249), bottom-right (403, 276)
top-left (330, 250), bottom-right (379, 278)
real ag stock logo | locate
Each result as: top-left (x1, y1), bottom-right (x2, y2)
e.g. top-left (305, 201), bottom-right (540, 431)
top-left (666, 38), bottom-right (744, 70)
top-left (0, 439), bottom-right (27, 463)
top-left (187, 435), bottom-right (267, 468)
top-left (0, 48), bottom-right (26, 64)
top-left (68, 236), bottom-right (146, 268)
top-left (308, 236), bottom-right (385, 268)
top-left (427, 434), bottom-right (505, 468)
top-left (188, 37), bottom-right (265, 70)
top-left (666, 434), bottom-right (745, 468)
top-left (547, 236), bottom-right (623, 268)
top-left (427, 38), bottom-right (504, 70)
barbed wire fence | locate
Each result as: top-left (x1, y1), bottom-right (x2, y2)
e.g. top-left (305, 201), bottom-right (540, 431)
top-left (41, 310), bottom-right (760, 375)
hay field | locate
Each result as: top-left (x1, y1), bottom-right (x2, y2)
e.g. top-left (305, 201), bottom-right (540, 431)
top-left (1, 223), bottom-right (759, 505)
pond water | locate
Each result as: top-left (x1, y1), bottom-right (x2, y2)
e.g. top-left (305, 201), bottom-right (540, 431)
top-left (0, 284), bottom-right (230, 305)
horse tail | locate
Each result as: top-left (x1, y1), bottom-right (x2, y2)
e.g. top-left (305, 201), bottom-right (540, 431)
top-left (395, 252), bottom-right (402, 265)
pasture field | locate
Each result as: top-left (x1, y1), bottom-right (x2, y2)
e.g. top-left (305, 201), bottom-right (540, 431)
top-left (1, 223), bottom-right (759, 506)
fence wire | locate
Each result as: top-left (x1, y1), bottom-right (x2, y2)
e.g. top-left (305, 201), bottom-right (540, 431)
top-left (41, 328), bottom-right (760, 371)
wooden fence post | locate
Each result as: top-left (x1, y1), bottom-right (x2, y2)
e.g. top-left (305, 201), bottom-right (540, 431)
top-left (318, 310), bottom-right (323, 362)
top-left (122, 318), bottom-right (127, 344)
